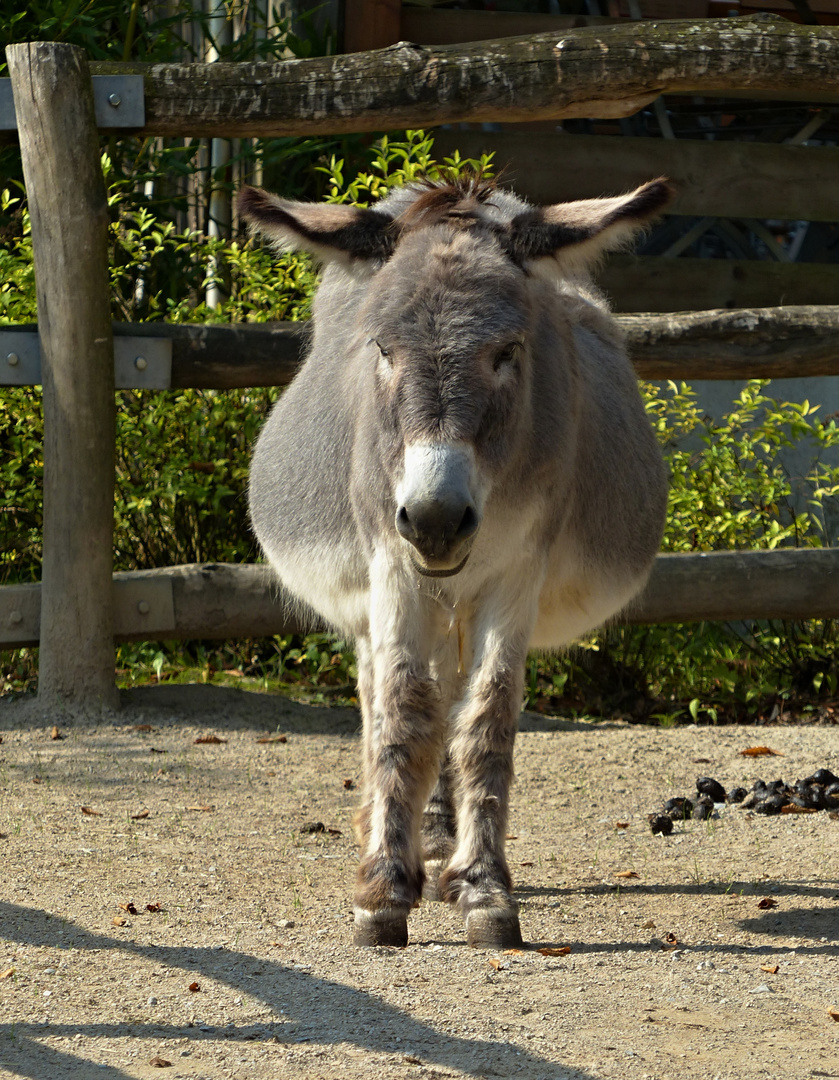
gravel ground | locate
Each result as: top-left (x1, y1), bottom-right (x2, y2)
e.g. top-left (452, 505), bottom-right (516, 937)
top-left (1, 683), bottom-right (838, 1080)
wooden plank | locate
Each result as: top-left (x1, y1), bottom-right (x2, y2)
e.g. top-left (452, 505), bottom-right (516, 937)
top-left (4, 550), bottom-right (839, 647)
top-left (12, 308), bottom-right (839, 387)
top-left (432, 131), bottom-right (839, 224)
top-left (89, 16), bottom-right (839, 137)
top-left (7, 43), bottom-right (119, 710)
top-left (400, 10), bottom-right (595, 46)
top-left (343, 0), bottom-right (402, 52)
top-left (599, 256), bottom-right (839, 313)
top-left (114, 321), bottom-right (306, 390)
top-left (618, 306), bottom-right (839, 381)
top-left (628, 549), bottom-right (839, 623)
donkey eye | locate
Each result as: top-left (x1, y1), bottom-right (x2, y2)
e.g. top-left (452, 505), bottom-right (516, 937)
top-left (493, 342), bottom-right (518, 372)
top-left (376, 340), bottom-right (392, 364)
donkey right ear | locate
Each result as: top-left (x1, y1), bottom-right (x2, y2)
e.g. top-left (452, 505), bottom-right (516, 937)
top-left (236, 186), bottom-right (396, 263)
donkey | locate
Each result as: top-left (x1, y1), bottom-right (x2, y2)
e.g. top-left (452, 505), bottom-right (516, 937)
top-left (238, 172), bottom-right (671, 949)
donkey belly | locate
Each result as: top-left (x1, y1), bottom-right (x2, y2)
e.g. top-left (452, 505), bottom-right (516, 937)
top-left (530, 563), bottom-right (649, 650)
top-left (249, 373), bottom-right (370, 637)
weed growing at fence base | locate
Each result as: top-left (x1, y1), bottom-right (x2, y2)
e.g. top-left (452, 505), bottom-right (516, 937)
top-left (3, 134), bottom-right (839, 720)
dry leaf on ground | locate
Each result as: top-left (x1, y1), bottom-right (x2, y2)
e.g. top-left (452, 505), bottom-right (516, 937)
top-left (520, 861), bottom-right (535, 868)
top-left (758, 897), bottom-right (779, 909)
top-left (781, 804), bottom-right (818, 814)
top-left (760, 964), bottom-right (780, 974)
top-left (50, 726), bottom-right (62, 741)
top-left (81, 806), bottom-right (102, 816)
top-left (130, 809), bottom-right (150, 820)
top-left (187, 805), bottom-right (214, 812)
top-left (0, 967), bottom-right (15, 979)
top-left (739, 746), bottom-right (783, 757)
top-left (616, 870), bottom-right (640, 879)
top-left (188, 982), bottom-right (200, 992)
top-left (487, 958), bottom-right (503, 971)
top-left (615, 821), bottom-right (629, 829)
top-left (829, 1010), bottom-right (839, 1022)
top-left (132, 724), bottom-right (154, 732)
top-left (119, 902), bottom-right (138, 915)
top-left (256, 735), bottom-right (287, 744)
top-left (112, 916), bottom-right (128, 927)
top-left (537, 946), bottom-right (571, 957)
top-left (149, 1056), bottom-right (172, 1067)
top-left (146, 902), bottom-right (163, 912)
top-left (194, 735), bottom-right (227, 745)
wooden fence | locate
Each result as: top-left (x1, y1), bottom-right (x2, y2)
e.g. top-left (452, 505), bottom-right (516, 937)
top-left (4, 17), bottom-right (839, 706)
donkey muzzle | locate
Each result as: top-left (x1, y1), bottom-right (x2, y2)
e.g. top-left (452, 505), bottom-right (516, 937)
top-left (395, 443), bottom-right (482, 574)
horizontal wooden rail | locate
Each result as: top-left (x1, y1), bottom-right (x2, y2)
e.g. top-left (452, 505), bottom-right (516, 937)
top-left (3, 550), bottom-right (839, 649)
top-left (601, 258), bottom-right (839, 313)
top-left (432, 131), bottom-right (839, 224)
top-left (80, 15), bottom-right (839, 138)
top-left (3, 307), bottom-right (839, 389)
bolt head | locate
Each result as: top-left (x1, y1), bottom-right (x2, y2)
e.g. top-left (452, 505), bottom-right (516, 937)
top-left (108, 93), bottom-right (122, 107)
top-left (7, 352), bottom-right (19, 366)
top-left (134, 356), bottom-right (148, 372)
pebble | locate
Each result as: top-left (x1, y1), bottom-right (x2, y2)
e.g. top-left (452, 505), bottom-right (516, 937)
top-left (749, 983), bottom-right (773, 994)
top-left (147, 996), bottom-right (158, 1006)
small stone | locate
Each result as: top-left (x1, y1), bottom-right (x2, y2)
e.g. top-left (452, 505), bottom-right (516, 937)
top-left (277, 919), bottom-right (295, 929)
top-left (147, 996), bottom-right (158, 1006)
top-left (750, 983), bottom-right (773, 994)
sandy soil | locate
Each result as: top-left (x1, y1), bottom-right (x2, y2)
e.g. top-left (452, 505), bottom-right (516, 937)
top-left (1, 683), bottom-right (838, 1080)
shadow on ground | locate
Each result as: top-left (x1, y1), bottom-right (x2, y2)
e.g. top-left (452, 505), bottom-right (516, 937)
top-left (0, 901), bottom-right (590, 1080)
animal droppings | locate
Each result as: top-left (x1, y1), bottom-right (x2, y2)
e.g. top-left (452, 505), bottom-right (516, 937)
top-left (648, 813), bottom-right (673, 836)
top-left (696, 776), bottom-right (726, 803)
top-left (654, 766), bottom-right (839, 824)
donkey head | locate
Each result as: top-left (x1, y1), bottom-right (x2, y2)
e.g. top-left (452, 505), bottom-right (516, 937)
top-left (237, 175), bottom-right (671, 577)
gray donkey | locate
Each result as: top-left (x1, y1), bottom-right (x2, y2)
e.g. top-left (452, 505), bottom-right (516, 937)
top-left (238, 172), bottom-right (671, 949)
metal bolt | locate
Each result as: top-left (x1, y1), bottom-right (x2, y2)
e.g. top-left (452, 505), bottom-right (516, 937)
top-left (137, 601), bottom-right (150, 615)
top-left (7, 352), bottom-right (19, 366)
top-left (9, 610), bottom-right (22, 625)
top-left (108, 93), bottom-right (122, 108)
top-left (134, 356), bottom-right (148, 372)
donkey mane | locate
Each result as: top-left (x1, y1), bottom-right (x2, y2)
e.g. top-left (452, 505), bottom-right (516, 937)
top-left (394, 170), bottom-right (498, 231)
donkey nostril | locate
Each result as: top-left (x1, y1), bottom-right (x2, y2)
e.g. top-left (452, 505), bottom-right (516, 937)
top-left (456, 504), bottom-right (479, 541)
top-left (395, 505), bottom-right (415, 541)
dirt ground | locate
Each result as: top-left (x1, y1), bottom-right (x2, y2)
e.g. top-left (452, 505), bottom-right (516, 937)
top-left (1, 684), bottom-right (838, 1080)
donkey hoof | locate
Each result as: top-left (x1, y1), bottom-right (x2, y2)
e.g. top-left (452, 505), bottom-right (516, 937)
top-left (465, 907), bottom-right (524, 950)
top-left (422, 860), bottom-right (446, 901)
top-left (352, 907), bottom-right (409, 947)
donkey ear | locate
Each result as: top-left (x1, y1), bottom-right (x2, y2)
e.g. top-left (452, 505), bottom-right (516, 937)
top-left (236, 185), bottom-right (395, 263)
top-left (505, 178), bottom-right (673, 268)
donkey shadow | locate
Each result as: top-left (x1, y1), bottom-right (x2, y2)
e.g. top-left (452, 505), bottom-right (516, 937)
top-left (0, 901), bottom-right (591, 1080)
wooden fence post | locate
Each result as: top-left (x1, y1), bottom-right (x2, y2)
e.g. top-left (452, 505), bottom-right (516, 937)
top-left (6, 42), bottom-right (119, 711)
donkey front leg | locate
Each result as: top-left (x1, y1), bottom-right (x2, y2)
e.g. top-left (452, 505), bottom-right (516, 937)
top-left (439, 628), bottom-right (530, 949)
top-left (352, 581), bottom-right (446, 946)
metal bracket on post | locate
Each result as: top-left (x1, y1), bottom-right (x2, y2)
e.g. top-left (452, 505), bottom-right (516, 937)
top-left (0, 331), bottom-right (172, 389)
top-left (0, 74), bottom-right (145, 131)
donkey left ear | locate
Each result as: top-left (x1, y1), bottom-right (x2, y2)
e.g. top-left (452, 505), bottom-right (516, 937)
top-left (236, 185), bottom-right (396, 263)
top-left (505, 178), bottom-right (674, 267)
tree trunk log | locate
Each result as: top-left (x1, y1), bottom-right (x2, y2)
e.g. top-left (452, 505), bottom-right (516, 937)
top-left (91, 14), bottom-right (839, 137)
top-left (6, 42), bottom-right (118, 711)
top-left (618, 306), bottom-right (839, 381)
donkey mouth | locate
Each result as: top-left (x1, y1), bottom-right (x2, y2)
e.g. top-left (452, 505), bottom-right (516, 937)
top-left (411, 552), bottom-right (471, 578)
